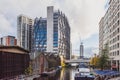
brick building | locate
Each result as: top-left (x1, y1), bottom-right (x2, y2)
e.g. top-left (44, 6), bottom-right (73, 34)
top-left (32, 52), bottom-right (61, 74)
top-left (32, 52), bottom-right (48, 74)
top-left (0, 35), bottom-right (17, 46)
top-left (0, 46), bottom-right (30, 79)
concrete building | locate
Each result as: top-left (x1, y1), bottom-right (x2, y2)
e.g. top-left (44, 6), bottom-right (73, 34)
top-left (0, 46), bottom-right (30, 79)
top-left (0, 35), bottom-right (17, 46)
top-left (47, 6), bottom-right (70, 60)
top-left (80, 42), bottom-right (84, 58)
top-left (99, 0), bottom-right (120, 71)
top-left (99, 17), bottom-right (104, 54)
top-left (70, 43), bottom-right (72, 60)
top-left (17, 15), bottom-right (34, 52)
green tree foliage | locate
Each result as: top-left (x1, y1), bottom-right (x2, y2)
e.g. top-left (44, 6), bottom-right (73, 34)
top-left (90, 57), bottom-right (94, 66)
top-left (90, 54), bottom-right (99, 68)
top-left (25, 64), bottom-right (33, 75)
top-left (98, 48), bottom-right (109, 70)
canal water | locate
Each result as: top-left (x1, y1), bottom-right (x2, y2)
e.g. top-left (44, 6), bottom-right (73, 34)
top-left (38, 67), bottom-right (78, 80)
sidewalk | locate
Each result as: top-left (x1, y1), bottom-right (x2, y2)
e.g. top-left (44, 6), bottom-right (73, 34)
top-left (109, 77), bottom-right (120, 80)
top-left (24, 74), bottom-right (40, 80)
top-left (90, 68), bottom-right (120, 80)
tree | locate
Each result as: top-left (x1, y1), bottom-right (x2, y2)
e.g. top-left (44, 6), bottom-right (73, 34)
top-left (98, 47), bottom-right (109, 70)
top-left (25, 63), bottom-right (33, 75)
top-left (90, 57), bottom-right (94, 66)
top-left (93, 54), bottom-right (99, 67)
top-left (90, 54), bottom-right (99, 68)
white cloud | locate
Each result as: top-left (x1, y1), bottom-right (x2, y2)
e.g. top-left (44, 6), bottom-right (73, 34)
top-left (0, 14), bottom-right (14, 36)
top-left (55, 0), bottom-right (106, 52)
top-left (0, 0), bottom-right (107, 52)
top-left (52, 0), bottom-right (107, 50)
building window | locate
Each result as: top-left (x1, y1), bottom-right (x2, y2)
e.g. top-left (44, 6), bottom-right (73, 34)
top-left (117, 43), bottom-right (119, 48)
top-left (118, 20), bottom-right (119, 26)
top-left (53, 43), bottom-right (58, 47)
top-left (118, 13), bottom-right (119, 18)
top-left (117, 50), bottom-right (119, 55)
top-left (117, 35), bottom-right (119, 40)
top-left (117, 28), bottom-right (119, 33)
top-left (115, 51), bottom-right (116, 56)
top-left (113, 52), bottom-right (114, 56)
top-left (118, 5), bottom-right (119, 10)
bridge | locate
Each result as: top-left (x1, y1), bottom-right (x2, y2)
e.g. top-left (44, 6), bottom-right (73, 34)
top-left (65, 59), bottom-right (90, 64)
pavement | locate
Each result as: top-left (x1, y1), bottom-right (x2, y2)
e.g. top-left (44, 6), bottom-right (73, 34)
top-left (23, 74), bottom-right (40, 80)
top-left (90, 68), bottom-right (120, 80)
top-left (109, 77), bottom-right (120, 80)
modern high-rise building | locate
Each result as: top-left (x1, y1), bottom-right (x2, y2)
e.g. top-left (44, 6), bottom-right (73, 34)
top-left (47, 6), bottom-right (70, 59)
top-left (99, 0), bottom-right (120, 71)
top-left (80, 42), bottom-right (84, 58)
top-left (99, 17), bottom-right (105, 54)
top-left (0, 35), bottom-right (17, 46)
top-left (17, 15), bottom-right (34, 52)
top-left (33, 17), bottom-right (47, 52)
top-left (33, 6), bottom-right (70, 60)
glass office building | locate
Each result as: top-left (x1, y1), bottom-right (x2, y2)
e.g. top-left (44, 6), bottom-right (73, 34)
top-left (33, 17), bottom-right (47, 52)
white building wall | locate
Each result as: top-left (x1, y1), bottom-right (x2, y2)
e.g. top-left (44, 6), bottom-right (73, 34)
top-left (47, 6), bottom-right (54, 52)
top-left (17, 15), bottom-right (33, 51)
top-left (2, 37), bottom-right (6, 45)
top-left (99, 0), bottom-right (120, 71)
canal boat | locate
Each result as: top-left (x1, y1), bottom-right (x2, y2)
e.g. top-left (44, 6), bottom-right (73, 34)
top-left (75, 63), bottom-right (95, 80)
top-left (75, 74), bottom-right (94, 80)
top-left (75, 70), bottom-right (95, 80)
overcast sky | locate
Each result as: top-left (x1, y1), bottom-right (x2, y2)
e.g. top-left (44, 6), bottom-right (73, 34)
top-left (0, 0), bottom-right (108, 57)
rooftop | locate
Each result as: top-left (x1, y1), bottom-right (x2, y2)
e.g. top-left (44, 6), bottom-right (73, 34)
top-left (0, 45), bottom-right (29, 54)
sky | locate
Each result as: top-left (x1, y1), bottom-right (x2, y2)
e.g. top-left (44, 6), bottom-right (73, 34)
top-left (0, 0), bottom-right (108, 57)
